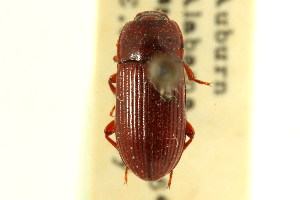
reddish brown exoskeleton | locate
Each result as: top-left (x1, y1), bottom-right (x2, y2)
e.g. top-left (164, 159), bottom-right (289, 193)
top-left (104, 11), bottom-right (211, 188)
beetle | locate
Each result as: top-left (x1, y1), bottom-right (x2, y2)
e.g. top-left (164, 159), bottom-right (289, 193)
top-left (104, 11), bottom-right (211, 188)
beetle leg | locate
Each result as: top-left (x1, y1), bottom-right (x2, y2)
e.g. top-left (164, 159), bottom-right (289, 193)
top-left (183, 62), bottom-right (212, 86)
top-left (167, 170), bottom-right (173, 189)
top-left (108, 73), bottom-right (117, 95)
top-left (183, 121), bottom-right (195, 150)
top-left (104, 120), bottom-right (117, 149)
top-left (113, 55), bottom-right (119, 62)
top-left (124, 166), bottom-right (129, 184)
top-left (109, 105), bottom-right (115, 117)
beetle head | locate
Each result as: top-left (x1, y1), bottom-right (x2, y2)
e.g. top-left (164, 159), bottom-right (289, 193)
top-left (134, 11), bottom-right (169, 21)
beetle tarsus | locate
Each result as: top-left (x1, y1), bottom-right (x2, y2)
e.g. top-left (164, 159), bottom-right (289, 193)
top-left (193, 79), bottom-right (213, 87)
top-left (183, 62), bottom-right (212, 87)
top-left (124, 167), bottom-right (129, 185)
top-left (104, 120), bottom-right (117, 149)
top-left (167, 170), bottom-right (173, 189)
top-left (183, 121), bottom-right (195, 150)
